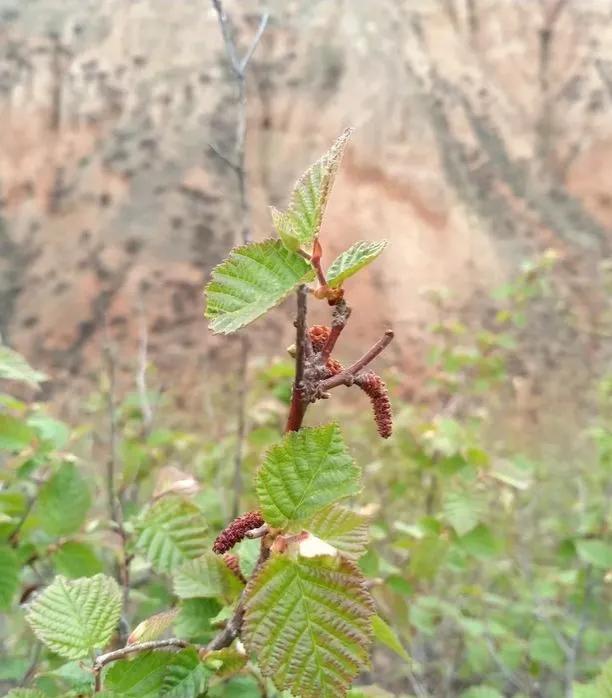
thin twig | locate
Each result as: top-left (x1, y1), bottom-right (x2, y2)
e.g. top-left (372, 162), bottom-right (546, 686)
top-left (102, 333), bottom-right (131, 627)
top-left (319, 330), bottom-right (394, 391)
top-left (210, 0), bottom-right (268, 519)
top-left (93, 639), bottom-right (189, 691)
top-left (321, 299), bottom-right (351, 362)
top-left (136, 298), bottom-right (153, 433)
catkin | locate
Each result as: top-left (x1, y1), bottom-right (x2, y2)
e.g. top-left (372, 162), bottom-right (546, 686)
top-left (355, 372), bottom-right (393, 438)
top-left (212, 510), bottom-right (265, 554)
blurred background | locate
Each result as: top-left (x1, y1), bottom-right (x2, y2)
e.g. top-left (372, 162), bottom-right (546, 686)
top-left (1, 1), bottom-right (611, 696)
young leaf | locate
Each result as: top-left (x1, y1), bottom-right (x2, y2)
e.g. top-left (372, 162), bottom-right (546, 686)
top-left (205, 239), bottom-right (314, 334)
top-left (204, 647), bottom-right (248, 678)
top-left (305, 505), bottom-right (369, 560)
top-left (0, 545), bottom-right (20, 610)
top-left (327, 241), bottom-right (388, 289)
top-left (0, 345), bottom-right (47, 388)
top-left (255, 423), bottom-right (360, 529)
top-left (25, 574), bottom-right (121, 659)
top-left (34, 462), bottom-right (91, 537)
top-left (173, 551), bottom-right (243, 601)
top-left (128, 609), bottom-right (179, 644)
top-left (272, 128), bottom-right (353, 250)
top-left (371, 615), bottom-right (410, 662)
top-left (243, 553), bottom-right (374, 698)
top-left (135, 496), bottom-right (208, 574)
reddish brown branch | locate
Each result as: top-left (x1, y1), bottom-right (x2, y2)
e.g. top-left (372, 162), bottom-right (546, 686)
top-left (319, 330), bottom-right (394, 392)
top-left (321, 299), bottom-right (351, 361)
top-left (285, 285), bottom-right (309, 433)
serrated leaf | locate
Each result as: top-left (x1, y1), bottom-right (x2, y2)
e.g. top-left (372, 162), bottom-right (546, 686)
top-left (576, 539), bottom-right (612, 569)
top-left (33, 462), bottom-right (91, 537)
top-left (0, 544), bottom-right (19, 610)
top-left (162, 648), bottom-right (209, 698)
top-left (272, 128), bottom-right (352, 250)
top-left (443, 489), bottom-right (486, 536)
top-left (305, 505), bottom-right (369, 560)
top-left (128, 609), bottom-right (179, 644)
top-left (243, 553), bottom-right (374, 698)
top-left (175, 598), bottom-right (221, 643)
top-left (371, 615), bottom-right (410, 662)
top-left (52, 541), bottom-right (104, 578)
top-left (255, 424), bottom-right (360, 529)
top-left (25, 574), bottom-right (121, 659)
top-left (173, 551), bottom-right (243, 601)
top-left (327, 241), bottom-right (388, 289)
top-left (205, 239), bottom-right (314, 334)
top-left (135, 496), bottom-right (208, 574)
top-left (0, 345), bottom-right (47, 388)
top-left (0, 414), bottom-right (35, 451)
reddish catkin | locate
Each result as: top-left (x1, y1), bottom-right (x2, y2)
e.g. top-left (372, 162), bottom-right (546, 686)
top-left (222, 553), bottom-right (246, 583)
top-left (212, 510), bottom-right (264, 554)
top-left (355, 371), bottom-right (393, 439)
top-left (308, 325), bottom-right (331, 353)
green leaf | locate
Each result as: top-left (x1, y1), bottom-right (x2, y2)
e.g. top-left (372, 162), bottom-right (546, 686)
top-left (243, 553), bottom-right (374, 698)
top-left (576, 539), bottom-right (612, 569)
top-left (0, 345), bottom-right (47, 387)
top-left (305, 505), bottom-right (369, 560)
top-left (173, 551), bottom-right (243, 601)
top-left (204, 647), bottom-right (248, 678)
top-left (595, 658), bottom-right (612, 697)
top-left (0, 414), bottom-right (35, 451)
top-left (33, 462), bottom-right (91, 537)
top-left (255, 424), bottom-right (360, 529)
top-left (162, 648), bottom-right (209, 698)
top-left (174, 598), bottom-right (221, 643)
top-left (52, 541), bottom-right (104, 578)
top-left (458, 524), bottom-right (499, 560)
top-left (128, 609), bottom-right (178, 644)
top-left (5, 690), bottom-right (47, 698)
top-left (272, 128), bottom-right (352, 250)
top-left (460, 688), bottom-right (504, 698)
top-left (327, 240), bottom-right (388, 288)
top-left (371, 615), bottom-right (410, 662)
top-left (25, 574), bottom-right (122, 659)
top-left (104, 651), bottom-right (172, 697)
top-left (443, 489), bottom-right (486, 536)
top-left (27, 414), bottom-right (70, 450)
top-left (528, 626), bottom-right (565, 669)
top-left (135, 496), bottom-right (208, 574)
top-left (205, 239), bottom-right (314, 335)
top-left (0, 544), bottom-right (19, 610)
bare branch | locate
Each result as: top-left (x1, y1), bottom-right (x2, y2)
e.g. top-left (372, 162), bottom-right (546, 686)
top-left (285, 285), bottom-right (309, 433)
top-left (240, 12), bottom-right (270, 74)
top-left (136, 298), bottom-right (153, 432)
top-left (208, 141), bottom-right (239, 172)
top-left (210, 0), bottom-right (241, 76)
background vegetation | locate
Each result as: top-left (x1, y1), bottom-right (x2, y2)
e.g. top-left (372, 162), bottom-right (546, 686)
top-left (1, 1), bottom-right (611, 697)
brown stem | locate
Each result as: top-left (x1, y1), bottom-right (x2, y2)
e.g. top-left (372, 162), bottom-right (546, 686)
top-left (319, 330), bottom-right (394, 392)
top-left (285, 285), bottom-right (309, 433)
top-left (321, 299), bottom-right (351, 361)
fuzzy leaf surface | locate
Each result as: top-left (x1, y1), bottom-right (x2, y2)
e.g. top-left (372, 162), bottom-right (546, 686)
top-left (205, 239), bottom-right (314, 334)
top-left (305, 505), bottom-right (369, 560)
top-left (272, 128), bottom-right (352, 250)
top-left (25, 574), bottom-right (121, 659)
top-left (173, 551), bottom-right (243, 601)
top-left (255, 424), bottom-right (360, 529)
top-left (135, 497), bottom-right (208, 574)
top-left (244, 553), bottom-right (374, 698)
top-left (327, 240), bottom-right (388, 288)
top-left (128, 609), bottom-right (179, 644)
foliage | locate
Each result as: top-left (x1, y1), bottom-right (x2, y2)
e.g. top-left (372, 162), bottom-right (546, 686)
top-left (1, 129), bottom-right (610, 698)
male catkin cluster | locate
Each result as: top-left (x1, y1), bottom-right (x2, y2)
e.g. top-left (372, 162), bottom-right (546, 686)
top-left (212, 510), bottom-right (264, 554)
top-left (307, 326), bottom-right (393, 438)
